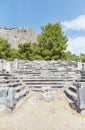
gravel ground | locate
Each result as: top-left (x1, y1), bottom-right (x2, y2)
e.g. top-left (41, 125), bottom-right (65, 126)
top-left (0, 91), bottom-right (85, 130)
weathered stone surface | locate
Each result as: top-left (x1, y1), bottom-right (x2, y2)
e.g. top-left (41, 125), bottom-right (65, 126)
top-left (0, 59), bottom-right (81, 112)
top-left (5, 62), bottom-right (11, 73)
top-left (5, 88), bottom-right (15, 110)
top-left (40, 91), bottom-right (54, 102)
top-left (0, 27), bottom-right (38, 48)
top-left (0, 59), bottom-right (3, 71)
top-left (77, 82), bottom-right (85, 109)
top-left (0, 87), bottom-right (8, 97)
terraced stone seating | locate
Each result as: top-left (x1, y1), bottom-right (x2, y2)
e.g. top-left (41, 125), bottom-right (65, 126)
top-left (0, 59), bottom-right (81, 112)
top-left (12, 60), bottom-right (79, 92)
top-left (64, 83), bottom-right (77, 104)
top-left (0, 70), bottom-right (29, 111)
top-left (64, 69), bottom-right (85, 113)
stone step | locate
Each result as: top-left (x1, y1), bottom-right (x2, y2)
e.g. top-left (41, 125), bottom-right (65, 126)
top-left (23, 77), bottom-right (69, 80)
top-left (32, 87), bottom-right (62, 92)
top-left (22, 77), bottom-right (74, 81)
top-left (14, 85), bottom-right (25, 92)
top-left (16, 70), bottom-right (67, 73)
top-left (22, 78), bottom-right (66, 82)
top-left (27, 84), bottom-right (64, 88)
top-left (64, 90), bottom-right (75, 103)
top-left (16, 71), bottom-right (76, 74)
top-left (66, 89), bottom-right (77, 98)
top-left (0, 78), bottom-right (20, 83)
top-left (15, 70), bottom-right (76, 75)
top-left (81, 76), bottom-right (85, 78)
top-left (8, 83), bottom-right (22, 87)
top-left (26, 82), bottom-right (64, 86)
top-left (15, 71), bottom-right (41, 74)
top-left (78, 79), bottom-right (85, 82)
top-left (69, 87), bottom-right (77, 93)
top-left (0, 73), bottom-right (11, 76)
top-left (0, 82), bottom-right (22, 87)
top-left (15, 89), bottom-right (29, 101)
top-left (0, 80), bottom-right (10, 83)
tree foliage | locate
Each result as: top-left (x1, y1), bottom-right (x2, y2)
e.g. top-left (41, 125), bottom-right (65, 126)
top-left (0, 22), bottom-right (82, 61)
top-left (0, 37), bottom-right (11, 59)
top-left (80, 54), bottom-right (85, 62)
top-left (64, 51), bottom-right (80, 61)
top-left (37, 22), bottom-right (68, 60)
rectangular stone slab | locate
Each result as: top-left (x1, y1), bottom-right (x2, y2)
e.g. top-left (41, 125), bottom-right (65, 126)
top-left (77, 82), bottom-right (85, 109)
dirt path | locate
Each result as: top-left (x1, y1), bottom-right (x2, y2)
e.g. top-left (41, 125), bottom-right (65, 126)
top-left (0, 91), bottom-right (85, 130)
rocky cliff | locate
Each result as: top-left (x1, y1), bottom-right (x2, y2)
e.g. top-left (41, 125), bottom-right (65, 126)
top-left (0, 26), bottom-right (38, 48)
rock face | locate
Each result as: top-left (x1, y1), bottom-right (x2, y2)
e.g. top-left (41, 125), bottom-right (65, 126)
top-left (0, 26), bottom-right (38, 48)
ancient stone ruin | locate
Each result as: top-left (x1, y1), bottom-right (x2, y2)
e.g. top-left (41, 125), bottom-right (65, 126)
top-left (0, 59), bottom-right (85, 113)
top-left (64, 61), bottom-right (85, 113)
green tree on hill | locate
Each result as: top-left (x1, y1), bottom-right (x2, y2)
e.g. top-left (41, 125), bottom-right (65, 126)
top-left (37, 22), bottom-right (68, 60)
top-left (80, 54), bottom-right (85, 62)
top-left (18, 42), bottom-right (34, 60)
top-left (0, 37), bottom-right (11, 59)
top-left (64, 51), bottom-right (80, 61)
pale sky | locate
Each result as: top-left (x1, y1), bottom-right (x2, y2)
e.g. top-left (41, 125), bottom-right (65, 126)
top-left (0, 0), bottom-right (85, 55)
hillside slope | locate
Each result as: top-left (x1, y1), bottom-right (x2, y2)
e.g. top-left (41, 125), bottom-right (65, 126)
top-left (0, 26), bottom-right (38, 48)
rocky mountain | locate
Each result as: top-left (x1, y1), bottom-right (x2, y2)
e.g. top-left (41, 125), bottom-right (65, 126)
top-left (0, 26), bottom-right (38, 48)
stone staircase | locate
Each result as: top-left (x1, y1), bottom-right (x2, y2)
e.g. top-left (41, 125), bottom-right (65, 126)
top-left (0, 70), bottom-right (29, 111)
top-left (64, 69), bottom-right (85, 113)
top-left (0, 59), bottom-right (82, 112)
top-left (13, 60), bottom-right (79, 92)
top-left (64, 84), bottom-right (77, 103)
